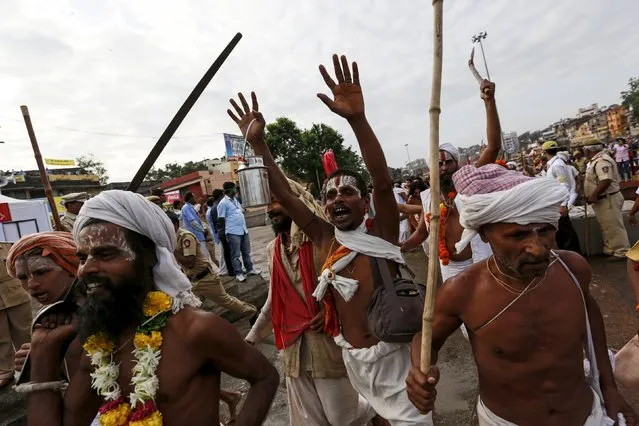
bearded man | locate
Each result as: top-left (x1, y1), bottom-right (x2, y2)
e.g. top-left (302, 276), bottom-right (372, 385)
top-left (407, 164), bottom-right (636, 425)
top-left (246, 181), bottom-right (375, 425)
top-left (25, 190), bottom-right (279, 426)
top-left (228, 54), bottom-right (428, 425)
top-left (401, 80), bottom-right (501, 283)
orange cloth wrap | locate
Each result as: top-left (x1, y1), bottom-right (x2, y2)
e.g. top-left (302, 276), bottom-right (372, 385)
top-left (320, 244), bottom-right (353, 337)
top-left (6, 231), bottom-right (79, 278)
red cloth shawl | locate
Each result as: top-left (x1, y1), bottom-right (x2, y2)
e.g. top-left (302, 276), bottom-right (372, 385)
top-left (270, 235), bottom-right (320, 350)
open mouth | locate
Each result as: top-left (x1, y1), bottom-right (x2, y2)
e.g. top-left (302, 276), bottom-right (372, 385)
top-left (332, 205), bottom-right (351, 221)
top-left (86, 282), bottom-right (105, 296)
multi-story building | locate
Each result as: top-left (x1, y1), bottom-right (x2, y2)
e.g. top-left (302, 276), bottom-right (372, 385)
top-left (503, 131), bottom-right (519, 154)
top-left (404, 158), bottom-right (428, 177)
top-left (159, 169), bottom-right (232, 202)
top-left (606, 105), bottom-right (629, 139)
top-left (577, 103), bottom-right (599, 118)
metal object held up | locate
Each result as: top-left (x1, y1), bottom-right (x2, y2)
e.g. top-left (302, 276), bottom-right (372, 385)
top-left (236, 156), bottom-right (270, 208)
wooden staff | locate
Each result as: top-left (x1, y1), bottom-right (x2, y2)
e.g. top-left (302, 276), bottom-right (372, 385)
top-left (127, 32), bottom-right (243, 192)
top-left (20, 105), bottom-right (62, 230)
top-left (421, 0), bottom-right (444, 374)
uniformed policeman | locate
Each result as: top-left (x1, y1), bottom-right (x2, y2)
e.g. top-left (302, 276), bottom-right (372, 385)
top-left (166, 211), bottom-right (257, 318)
top-left (583, 139), bottom-right (630, 260)
top-left (59, 192), bottom-right (89, 232)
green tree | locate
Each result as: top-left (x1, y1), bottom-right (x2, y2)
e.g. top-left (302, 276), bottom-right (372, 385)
top-left (76, 154), bottom-right (109, 185)
top-left (264, 118), bottom-right (368, 196)
top-left (621, 77), bottom-right (639, 124)
top-left (146, 160), bottom-right (208, 181)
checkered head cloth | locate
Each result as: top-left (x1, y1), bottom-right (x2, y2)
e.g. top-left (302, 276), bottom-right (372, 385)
top-left (453, 164), bottom-right (532, 196)
top-left (451, 164), bottom-right (567, 254)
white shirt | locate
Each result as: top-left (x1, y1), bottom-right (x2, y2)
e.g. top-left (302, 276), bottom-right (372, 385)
top-left (546, 154), bottom-right (578, 208)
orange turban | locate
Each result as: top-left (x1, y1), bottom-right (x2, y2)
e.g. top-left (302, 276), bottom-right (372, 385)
top-left (6, 232), bottom-right (79, 278)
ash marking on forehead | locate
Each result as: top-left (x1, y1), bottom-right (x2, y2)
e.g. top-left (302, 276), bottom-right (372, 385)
top-left (79, 223), bottom-right (136, 262)
top-left (324, 175), bottom-right (361, 196)
top-left (15, 255), bottom-right (63, 275)
top-left (439, 150), bottom-right (454, 161)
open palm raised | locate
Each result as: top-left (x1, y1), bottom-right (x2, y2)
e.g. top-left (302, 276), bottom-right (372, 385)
top-left (317, 54), bottom-right (365, 120)
top-left (227, 91), bottom-right (266, 144)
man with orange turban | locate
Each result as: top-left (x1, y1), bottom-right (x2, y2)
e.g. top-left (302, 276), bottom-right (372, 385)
top-left (6, 232), bottom-right (80, 388)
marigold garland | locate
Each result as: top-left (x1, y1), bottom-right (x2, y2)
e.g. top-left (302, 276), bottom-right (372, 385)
top-left (84, 291), bottom-right (172, 426)
top-left (426, 191), bottom-right (456, 266)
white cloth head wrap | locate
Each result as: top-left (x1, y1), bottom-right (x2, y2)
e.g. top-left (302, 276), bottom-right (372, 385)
top-left (73, 190), bottom-right (201, 313)
top-left (452, 164), bottom-right (568, 253)
top-left (439, 143), bottom-right (460, 164)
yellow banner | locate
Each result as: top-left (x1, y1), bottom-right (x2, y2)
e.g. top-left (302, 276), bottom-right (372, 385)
top-left (44, 158), bottom-right (75, 166)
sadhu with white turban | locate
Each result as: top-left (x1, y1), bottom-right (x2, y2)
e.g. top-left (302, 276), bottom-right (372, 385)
top-left (25, 190), bottom-right (279, 426)
top-left (407, 164), bottom-right (636, 425)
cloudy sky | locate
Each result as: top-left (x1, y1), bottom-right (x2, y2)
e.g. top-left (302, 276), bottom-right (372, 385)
top-left (1, 0), bottom-right (638, 182)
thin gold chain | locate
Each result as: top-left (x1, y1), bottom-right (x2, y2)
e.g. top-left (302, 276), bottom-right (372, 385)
top-left (486, 256), bottom-right (554, 295)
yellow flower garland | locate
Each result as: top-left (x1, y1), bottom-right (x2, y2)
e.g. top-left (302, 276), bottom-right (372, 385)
top-left (83, 333), bottom-right (115, 355)
top-left (99, 402), bottom-right (131, 426)
top-left (130, 411), bottom-right (163, 426)
top-left (143, 291), bottom-right (172, 317)
top-left (134, 331), bottom-right (163, 350)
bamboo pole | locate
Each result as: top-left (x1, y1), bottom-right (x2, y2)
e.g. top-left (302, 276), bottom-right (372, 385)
top-left (20, 105), bottom-right (63, 231)
top-left (421, 0), bottom-right (444, 374)
top-left (127, 32), bottom-right (242, 192)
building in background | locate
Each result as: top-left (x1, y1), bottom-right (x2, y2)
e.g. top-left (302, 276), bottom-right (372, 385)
top-left (502, 131), bottom-right (519, 154)
top-left (0, 168), bottom-right (102, 201)
top-left (606, 105), bottom-right (629, 139)
top-left (404, 158), bottom-right (428, 177)
top-left (577, 103), bottom-right (599, 118)
top-left (160, 170), bottom-right (231, 202)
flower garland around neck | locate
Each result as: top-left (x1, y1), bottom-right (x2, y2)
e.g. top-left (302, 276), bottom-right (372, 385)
top-left (425, 191), bottom-right (456, 266)
top-left (83, 291), bottom-right (173, 426)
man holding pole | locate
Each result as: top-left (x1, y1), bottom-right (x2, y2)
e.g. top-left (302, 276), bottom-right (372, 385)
top-left (228, 54), bottom-right (428, 424)
top-left (407, 164), bottom-right (636, 425)
top-left (401, 79), bottom-right (501, 283)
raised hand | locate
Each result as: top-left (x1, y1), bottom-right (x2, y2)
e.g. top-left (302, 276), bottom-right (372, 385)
top-left (317, 54), bottom-right (364, 120)
top-left (227, 92), bottom-right (266, 145)
top-left (480, 79), bottom-right (496, 102)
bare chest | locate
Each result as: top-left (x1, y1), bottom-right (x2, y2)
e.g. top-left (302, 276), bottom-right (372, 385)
top-left (465, 273), bottom-right (586, 361)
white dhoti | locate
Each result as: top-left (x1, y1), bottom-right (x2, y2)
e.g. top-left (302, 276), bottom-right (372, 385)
top-left (477, 388), bottom-right (617, 426)
top-left (287, 373), bottom-right (375, 426)
top-left (334, 335), bottom-right (433, 426)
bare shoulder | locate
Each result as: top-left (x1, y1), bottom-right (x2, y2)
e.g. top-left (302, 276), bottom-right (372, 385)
top-left (436, 262), bottom-right (484, 314)
top-left (555, 250), bottom-right (591, 291)
top-left (168, 307), bottom-right (230, 347)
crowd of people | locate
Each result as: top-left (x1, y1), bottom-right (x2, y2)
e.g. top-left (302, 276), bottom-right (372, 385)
top-left (0, 53), bottom-right (637, 426)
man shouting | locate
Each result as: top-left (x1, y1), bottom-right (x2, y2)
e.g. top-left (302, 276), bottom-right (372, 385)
top-left (407, 164), bottom-right (636, 425)
top-left (25, 190), bottom-right (279, 426)
top-left (229, 54), bottom-right (427, 424)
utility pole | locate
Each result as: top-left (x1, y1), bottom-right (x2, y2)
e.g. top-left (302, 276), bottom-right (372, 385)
top-left (471, 31), bottom-right (490, 81)
top-left (404, 143), bottom-right (411, 163)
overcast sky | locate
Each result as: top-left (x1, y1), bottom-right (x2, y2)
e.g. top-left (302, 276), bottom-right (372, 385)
top-left (1, 1), bottom-right (638, 181)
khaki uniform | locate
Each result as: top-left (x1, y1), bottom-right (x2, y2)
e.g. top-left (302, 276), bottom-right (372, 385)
top-left (0, 244), bottom-right (32, 381)
top-left (59, 212), bottom-right (77, 233)
top-left (175, 228), bottom-right (255, 316)
top-left (585, 151), bottom-right (630, 257)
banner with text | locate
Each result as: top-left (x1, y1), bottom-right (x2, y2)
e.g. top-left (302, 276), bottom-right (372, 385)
top-left (44, 158), bottom-right (76, 166)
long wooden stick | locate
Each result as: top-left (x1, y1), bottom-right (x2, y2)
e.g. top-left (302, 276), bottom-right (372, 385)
top-left (20, 105), bottom-right (63, 231)
top-left (127, 32), bottom-right (243, 192)
top-left (421, 0), bottom-right (444, 374)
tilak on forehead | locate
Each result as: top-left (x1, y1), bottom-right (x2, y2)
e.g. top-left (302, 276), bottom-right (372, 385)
top-left (324, 175), bottom-right (361, 196)
top-left (78, 223), bottom-right (136, 262)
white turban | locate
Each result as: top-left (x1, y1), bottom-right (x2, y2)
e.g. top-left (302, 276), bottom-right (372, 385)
top-left (452, 164), bottom-right (568, 253)
top-left (73, 190), bottom-right (201, 313)
top-left (439, 143), bottom-right (460, 164)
